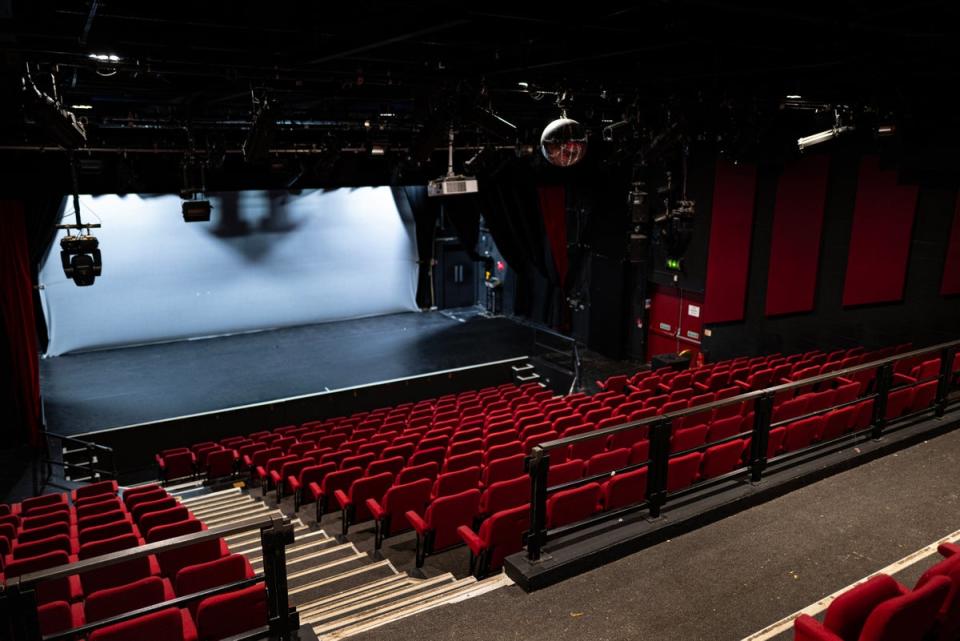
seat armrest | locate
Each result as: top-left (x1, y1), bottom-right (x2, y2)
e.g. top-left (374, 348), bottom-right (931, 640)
top-left (307, 482), bottom-right (323, 500)
top-left (793, 615), bottom-right (844, 641)
top-left (288, 477), bottom-right (301, 493)
top-left (334, 489), bottom-right (351, 509)
top-left (456, 525), bottom-right (484, 555)
top-left (366, 499), bottom-right (385, 520)
top-left (242, 455), bottom-right (253, 467)
top-left (405, 510), bottom-right (428, 534)
top-left (269, 470), bottom-right (282, 485)
top-left (939, 542), bottom-right (960, 558)
top-left (255, 465), bottom-right (267, 479)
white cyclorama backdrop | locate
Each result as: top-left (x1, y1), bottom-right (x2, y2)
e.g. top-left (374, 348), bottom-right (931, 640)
top-left (40, 188), bottom-right (419, 357)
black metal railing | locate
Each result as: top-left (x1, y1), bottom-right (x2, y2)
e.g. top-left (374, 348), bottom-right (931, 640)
top-left (525, 340), bottom-right (960, 561)
top-left (35, 432), bottom-right (116, 496)
top-left (2, 515), bottom-right (298, 641)
top-left (529, 322), bottom-right (582, 394)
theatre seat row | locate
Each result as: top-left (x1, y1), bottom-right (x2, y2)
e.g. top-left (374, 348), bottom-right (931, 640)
top-left (794, 541), bottom-right (960, 641)
top-left (1, 481), bottom-right (266, 641)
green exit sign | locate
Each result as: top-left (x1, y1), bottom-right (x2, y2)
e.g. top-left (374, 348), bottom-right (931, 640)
top-left (666, 258), bottom-right (683, 271)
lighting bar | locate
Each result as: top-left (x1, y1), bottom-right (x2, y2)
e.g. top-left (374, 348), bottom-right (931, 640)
top-left (797, 125), bottom-right (853, 151)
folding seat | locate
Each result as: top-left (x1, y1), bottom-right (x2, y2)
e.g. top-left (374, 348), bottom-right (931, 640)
top-left (597, 374), bottom-right (629, 393)
top-left (220, 435), bottom-right (247, 448)
top-left (626, 407), bottom-right (658, 425)
top-left (3, 550), bottom-right (82, 604)
top-left (74, 495), bottom-right (120, 519)
top-left (707, 416), bottom-right (744, 443)
top-left (138, 506), bottom-right (190, 540)
top-left (700, 440), bottom-right (745, 480)
top-left (894, 358), bottom-right (941, 385)
top-left (833, 379), bottom-right (862, 405)
top-left (523, 430), bottom-right (559, 454)
top-left (309, 466), bottom-right (364, 519)
top-left (431, 466), bottom-right (482, 501)
top-left (484, 442), bottom-right (523, 466)
top-left (406, 488), bottom-right (481, 567)
top-left (884, 387), bottom-right (915, 420)
top-left (318, 448), bottom-right (352, 469)
top-left (600, 468), bottom-right (648, 511)
top-left (122, 484), bottom-right (166, 510)
top-left (193, 582), bottom-right (268, 640)
top-left (156, 449), bottom-right (196, 483)
top-left (668, 388), bottom-right (694, 403)
top-left (82, 575), bottom-right (176, 625)
top-left (547, 459), bottom-right (585, 487)
top-left (440, 450), bottom-right (482, 475)
top-left (131, 496), bottom-right (178, 523)
top-left (146, 520), bottom-right (229, 581)
top-left (336, 471), bottom-right (395, 535)
top-left (315, 433), bottom-right (348, 451)
top-left (515, 414), bottom-right (547, 433)
top-left (820, 406), bottom-right (858, 442)
top-left (78, 533), bottom-right (161, 595)
top-left (643, 394), bottom-right (669, 410)
top-left (245, 446), bottom-right (282, 484)
top-left (910, 380), bottom-right (939, 413)
top-left (546, 482), bottom-right (600, 528)
top-left (415, 435), bottom-right (447, 452)
top-left (628, 440), bottom-right (650, 465)
top-left (78, 518), bottom-right (138, 546)
top-left (458, 503), bottom-right (529, 579)
top-left (292, 462), bottom-right (336, 512)
top-left (670, 424), bottom-right (708, 453)
top-left (396, 461), bottom-right (440, 486)
top-left (481, 453), bottom-right (526, 487)
top-left (288, 441), bottom-right (314, 458)
top-left (851, 399), bottom-right (875, 432)
top-left (73, 480), bottom-right (118, 505)
top-left (366, 455), bottom-right (406, 478)
top-left (451, 427), bottom-right (483, 443)
top-left (772, 396), bottom-right (810, 424)
top-left (380, 442), bottom-right (415, 461)
top-left (37, 600), bottom-right (75, 636)
top-left (193, 443), bottom-right (222, 469)
top-left (604, 422), bottom-right (648, 451)
top-left (479, 429), bottom-right (515, 453)
top-left (88, 606), bottom-right (197, 641)
top-left (793, 574), bottom-right (950, 641)
top-left (612, 400), bottom-right (645, 418)
top-left (806, 389), bottom-right (837, 415)
top-left (339, 452), bottom-right (376, 473)
top-left (476, 475), bottom-right (530, 521)
top-left (694, 371), bottom-right (729, 393)
top-left (447, 438), bottom-right (483, 458)
top-left (581, 448), bottom-right (629, 477)
top-left (666, 452), bottom-right (703, 493)
top-left (712, 387), bottom-right (744, 420)
top-left (236, 442), bottom-right (266, 473)
top-left (203, 448), bottom-right (236, 480)
top-left (782, 416), bottom-right (824, 452)
top-left (11, 533), bottom-right (73, 560)
top-left (659, 399), bottom-right (688, 417)
top-left (913, 547), bottom-right (960, 641)
top-left (248, 430), bottom-right (272, 441)
top-left (17, 520), bottom-right (71, 544)
top-left (366, 478), bottom-right (433, 550)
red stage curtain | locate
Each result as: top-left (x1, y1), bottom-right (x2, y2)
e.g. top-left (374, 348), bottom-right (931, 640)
top-left (0, 200), bottom-right (42, 446)
top-left (765, 155), bottom-right (830, 316)
top-left (703, 161), bottom-right (757, 323)
top-left (942, 192), bottom-right (960, 296)
top-left (842, 156), bottom-right (919, 307)
top-left (537, 185), bottom-right (568, 286)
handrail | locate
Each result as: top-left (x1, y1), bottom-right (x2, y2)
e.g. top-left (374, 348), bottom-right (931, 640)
top-left (15, 515), bottom-right (284, 587)
top-left (535, 338), bottom-right (960, 452)
top-left (42, 431), bottom-right (114, 452)
top-left (525, 339), bottom-right (959, 561)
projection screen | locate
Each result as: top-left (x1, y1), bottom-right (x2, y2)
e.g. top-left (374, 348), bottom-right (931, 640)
top-left (39, 188), bottom-right (419, 357)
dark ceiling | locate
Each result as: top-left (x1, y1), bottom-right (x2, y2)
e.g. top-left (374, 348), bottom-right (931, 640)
top-left (1, 1), bottom-right (958, 190)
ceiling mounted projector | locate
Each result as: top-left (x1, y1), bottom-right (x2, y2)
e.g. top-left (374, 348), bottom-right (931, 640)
top-left (541, 117), bottom-right (587, 167)
top-left (428, 127), bottom-right (479, 197)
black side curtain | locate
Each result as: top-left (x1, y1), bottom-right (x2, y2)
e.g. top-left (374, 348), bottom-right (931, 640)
top-left (392, 186), bottom-right (438, 309)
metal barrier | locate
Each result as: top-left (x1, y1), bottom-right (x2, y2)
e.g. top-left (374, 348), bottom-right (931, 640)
top-left (35, 432), bottom-right (117, 495)
top-left (525, 340), bottom-right (959, 561)
top-left (2, 515), bottom-right (298, 641)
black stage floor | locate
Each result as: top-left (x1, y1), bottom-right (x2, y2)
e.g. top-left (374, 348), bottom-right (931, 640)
top-left (40, 310), bottom-right (534, 435)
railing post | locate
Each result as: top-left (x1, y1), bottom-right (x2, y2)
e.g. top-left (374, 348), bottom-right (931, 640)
top-left (749, 393), bottom-right (774, 483)
top-left (935, 347), bottom-right (956, 418)
top-left (526, 447), bottom-right (550, 561)
top-left (871, 363), bottom-right (894, 439)
top-left (7, 584), bottom-right (42, 641)
top-left (646, 418), bottom-right (671, 519)
top-left (87, 443), bottom-right (96, 481)
top-left (261, 520), bottom-right (298, 640)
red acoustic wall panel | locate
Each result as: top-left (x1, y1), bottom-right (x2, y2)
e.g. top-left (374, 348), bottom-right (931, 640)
top-left (765, 155), bottom-right (830, 316)
top-left (703, 161), bottom-right (757, 323)
top-left (942, 192), bottom-right (960, 296)
top-left (842, 156), bottom-right (919, 307)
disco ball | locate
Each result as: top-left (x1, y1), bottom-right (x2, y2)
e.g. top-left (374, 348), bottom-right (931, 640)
top-left (540, 117), bottom-right (587, 167)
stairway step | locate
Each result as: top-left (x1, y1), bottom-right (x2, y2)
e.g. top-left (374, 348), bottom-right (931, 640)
top-left (310, 577), bottom-right (476, 635)
top-left (511, 363), bottom-right (535, 373)
top-left (515, 373), bottom-right (541, 382)
top-left (250, 543), bottom-right (355, 573)
top-left (188, 500), bottom-right (265, 521)
top-left (179, 487), bottom-right (243, 505)
top-left (294, 574), bottom-right (410, 614)
top-left (230, 529), bottom-right (328, 555)
top-left (287, 560), bottom-right (397, 604)
top-left (286, 552), bottom-right (369, 586)
top-left (202, 510), bottom-right (281, 530)
top-left (302, 574), bottom-right (456, 625)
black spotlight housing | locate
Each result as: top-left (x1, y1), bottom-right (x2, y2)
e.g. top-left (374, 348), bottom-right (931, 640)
top-left (182, 199), bottom-right (212, 223)
top-left (60, 235), bottom-right (102, 286)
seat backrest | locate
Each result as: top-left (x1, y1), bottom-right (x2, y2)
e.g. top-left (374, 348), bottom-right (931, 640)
top-left (546, 482), bottom-right (601, 528)
top-left (12, 533), bottom-right (72, 559)
top-left (432, 467), bottom-right (481, 499)
top-left (75, 480), bottom-right (118, 502)
top-left (380, 478), bottom-right (433, 534)
top-left (78, 518), bottom-right (136, 546)
top-left (84, 575), bottom-right (169, 624)
top-left (322, 467), bottom-right (364, 497)
top-left (482, 454), bottom-right (526, 487)
top-left (348, 472), bottom-right (395, 520)
top-left (423, 488), bottom-right (481, 550)
top-left (700, 440), bottom-right (745, 480)
top-left (138, 506), bottom-right (190, 540)
top-left (914, 552), bottom-right (960, 641)
top-left (175, 554), bottom-right (254, 615)
top-left (666, 452), bottom-right (703, 493)
top-left (368, 455), bottom-right (406, 477)
top-left (299, 462), bottom-right (336, 487)
top-left (585, 448), bottom-right (630, 477)
top-left (89, 607), bottom-right (187, 641)
top-left (600, 468), bottom-right (648, 510)
top-left (547, 459), bottom-right (584, 487)
top-left (859, 576), bottom-right (951, 641)
top-left (131, 496), bottom-right (177, 522)
top-left (195, 583), bottom-right (268, 641)
top-left (822, 574), bottom-right (904, 641)
top-left (250, 447), bottom-right (282, 468)
top-left (479, 475), bottom-right (530, 514)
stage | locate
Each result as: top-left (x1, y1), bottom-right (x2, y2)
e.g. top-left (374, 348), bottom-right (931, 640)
top-left (40, 309), bottom-right (536, 437)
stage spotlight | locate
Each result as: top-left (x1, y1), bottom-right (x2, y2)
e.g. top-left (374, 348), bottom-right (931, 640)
top-left (60, 234), bottom-right (102, 286)
top-left (798, 107), bottom-right (853, 151)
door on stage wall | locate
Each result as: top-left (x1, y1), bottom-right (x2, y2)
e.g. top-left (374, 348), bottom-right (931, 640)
top-left (646, 285), bottom-right (705, 363)
top-left (436, 242), bottom-right (477, 309)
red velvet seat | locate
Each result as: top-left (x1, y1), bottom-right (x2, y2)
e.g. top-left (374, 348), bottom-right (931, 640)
top-left (910, 380), bottom-right (938, 413)
top-left (707, 416), bottom-right (743, 443)
top-left (37, 600), bottom-right (74, 636)
top-left (367, 455), bottom-right (406, 478)
top-left (271, 457), bottom-right (313, 501)
top-left (481, 454), bottom-right (526, 487)
top-left (78, 533), bottom-right (160, 595)
top-left (16, 520), bottom-right (71, 544)
top-left (82, 575), bottom-right (176, 625)
top-left (584, 448), bottom-right (630, 477)
top-left (409, 446), bottom-right (446, 469)
top-left (291, 463), bottom-right (336, 513)
top-left (600, 467), bottom-right (648, 511)
top-left (884, 387), bottom-right (915, 420)
top-left (309, 466), bottom-right (363, 520)
top-left (5, 550), bottom-right (82, 604)
top-left (666, 452), bottom-right (702, 493)
top-left (335, 471), bottom-right (395, 535)
top-left (670, 424), bottom-right (708, 453)
top-left (174, 554), bottom-right (255, 616)
top-left (11, 533), bottom-right (73, 560)
top-left (458, 504), bottom-right (530, 578)
top-left (396, 461), bottom-right (440, 486)
top-left (204, 448), bottom-right (236, 480)
top-left (820, 406), bottom-right (858, 442)
top-left (76, 496), bottom-right (122, 520)
top-left (124, 487), bottom-right (168, 513)
top-left (547, 458), bottom-right (584, 487)
top-left (78, 518), bottom-right (138, 546)
top-left (88, 607), bottom-right (198, 641)
top-left (145, 518), bottom-right (229, 580)
top-left (546, 482), bottom-right (600, 528)
top-left (700, 440), bottom-right (745, 480)
top-left (783, 416), bottom-right (824, 453)
top-left (367, 478), bottom-right (433, 549)
top-left (255, 453), bottom-right (297, 494)
top-left (73, 481), bottom-right (118, 504)
top-left (157, 450), bottom-right (196, 483)
top-left (484, 442), bottom-right (524, 465)
top-left (131, 496), bottom-right (178, 523)
top-left (431, 466), bottom-right (481, 500)
top-left (406, 488), bottom-right (481, 567)
top-left (478, 476), bottom-right (530, 519)
top-left (194, 583), bottom-right (267, 641)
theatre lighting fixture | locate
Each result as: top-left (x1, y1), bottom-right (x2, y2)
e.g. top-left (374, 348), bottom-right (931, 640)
top-left (22, 66), bottom-right (86, 149)
top-left (58, 157), bottom-right (102, 286)
top-left (797, 107), bottom-right (853, 151)
top-left (180, 158), bottom-right (212, 222)
top-left (428, 127), bottom-right (479, 197)
top-left (88, 52), bottom-right (121, 77)
top-left (88, 53), bottom-right (121, 62)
